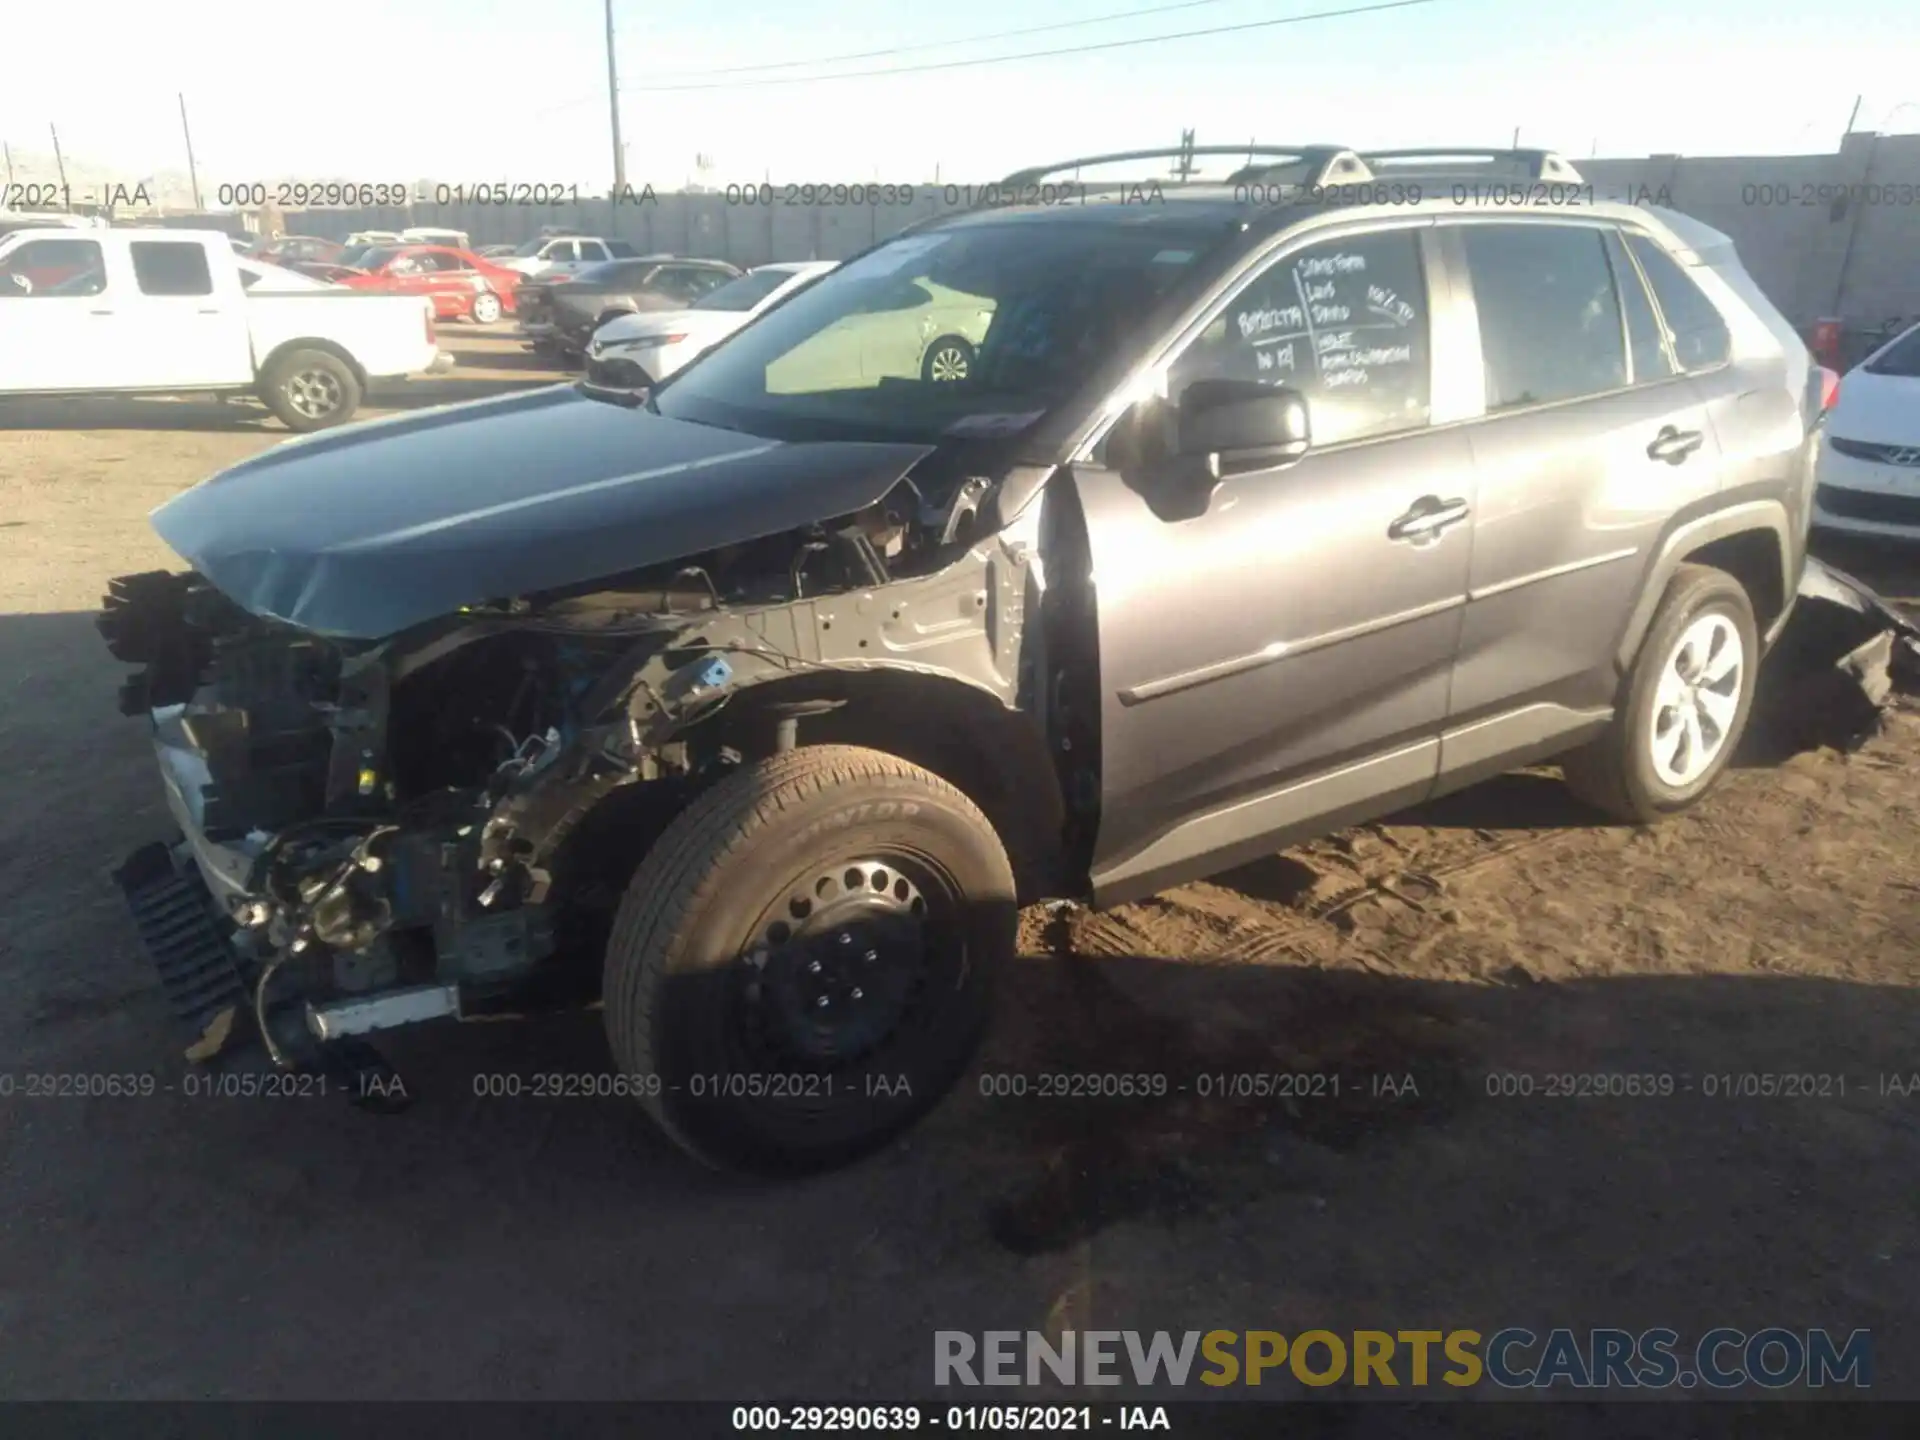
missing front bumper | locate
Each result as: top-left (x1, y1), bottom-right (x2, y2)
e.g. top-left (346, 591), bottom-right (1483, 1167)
top-left (112, 838), bottom-right (251, 1039)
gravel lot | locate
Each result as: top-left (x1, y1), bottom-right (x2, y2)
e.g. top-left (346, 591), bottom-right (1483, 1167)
top-left (1, 330), bottom-right (1916, 1404)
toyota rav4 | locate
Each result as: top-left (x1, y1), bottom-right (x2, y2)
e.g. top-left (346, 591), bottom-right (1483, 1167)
top-left (101, 145), bottom-right (1826, 1173)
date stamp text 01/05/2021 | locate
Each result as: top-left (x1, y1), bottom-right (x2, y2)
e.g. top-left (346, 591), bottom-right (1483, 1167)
top-left (9, 1069), bottom-right (1914, 1105)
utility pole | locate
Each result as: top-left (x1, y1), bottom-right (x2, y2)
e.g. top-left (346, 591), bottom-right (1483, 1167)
top-left (1511, 125), bottom-right (1521, 148)
top-left (604, 0), bottom-right (626, 193)
top-left (178, 93), bottom-right (204, 210)
top-left (49, 124), bottom-right (69, 207)
top-left (3, 142), bottom-right (13, 189)
top-left (1843, 94), bottom-right (1863, 138)
top-left (1172, 128), bottom-right (1196, 180)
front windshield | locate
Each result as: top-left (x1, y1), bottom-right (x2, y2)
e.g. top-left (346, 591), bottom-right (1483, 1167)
top-left (355, 247), bottom-right (399, 272)
top-left (651, 221), bottom-right (1221, 441)
top-left (693, 267), bottom-right (799, 313)
top-left (335, 245), bottom-right (379, 269)
top-left (513, 238), bottom-right (549, 258)
top-left (1866, 325), bottom-right (1920, 379)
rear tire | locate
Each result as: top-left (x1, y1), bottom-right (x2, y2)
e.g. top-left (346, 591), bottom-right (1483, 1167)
top-left (258, 348), bottom-right (362, 432)
top-left (603, 745), bottom-right (1013, 1174)
top-left (1561, 564), bottom-right (1758, 823)
top-left (469, 290), bottom-right (502, 325)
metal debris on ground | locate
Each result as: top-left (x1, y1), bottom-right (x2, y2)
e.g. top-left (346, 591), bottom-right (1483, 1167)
top-left (1755, 557), bottom-right (1920, 755)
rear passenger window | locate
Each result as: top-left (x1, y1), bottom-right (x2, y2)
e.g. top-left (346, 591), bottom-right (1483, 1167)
top-left (1626, 233), bottom-right (1732, 371)
top-left (1168, 229), bottom-right (1431, 446)
top-left (1604, 230), bottom-right (1676, 384)
top-left (131, 242), bottom-right (214, 296)
top-left (1461, 224), bottom-right (1625, 411)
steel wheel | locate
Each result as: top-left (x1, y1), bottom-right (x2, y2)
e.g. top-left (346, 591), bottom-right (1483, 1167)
top-left (470, 290), bottom-right (502, 325)
top-left (731, 855), bottom-right (950, 1074)
top-left (1648, 611), bottom-right (1744, 787)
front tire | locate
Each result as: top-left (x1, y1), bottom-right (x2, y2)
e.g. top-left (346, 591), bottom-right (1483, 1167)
top-left (469, 289), bottom-right (503, 325)
top-left (258, 348), bottom-right (362, 432)
top-left (603, 745), bottom-right (1013, 1174)
top-left (1562, 564), bottom-right (1758, 822)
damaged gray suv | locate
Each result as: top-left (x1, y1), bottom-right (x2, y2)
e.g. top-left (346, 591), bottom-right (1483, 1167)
top-left (102, 146), bottom-right (1824, 1172)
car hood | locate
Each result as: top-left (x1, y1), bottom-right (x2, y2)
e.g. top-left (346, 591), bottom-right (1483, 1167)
top-left (592, 308), bottom-right (734, 348)
top-left (1831, 367), bottom-right (1920, 447)
top-left (151, 384), bottom-right (934, 641)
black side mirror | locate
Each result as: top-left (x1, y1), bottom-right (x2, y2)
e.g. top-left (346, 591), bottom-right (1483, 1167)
top-left (1, 273), bottom-right (30, 297)
top-left (1177, 379), bottom-right (1311, 477)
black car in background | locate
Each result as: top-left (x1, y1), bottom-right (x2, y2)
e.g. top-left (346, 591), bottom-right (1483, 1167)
top-left (518, 255), bottom-right (742, 359)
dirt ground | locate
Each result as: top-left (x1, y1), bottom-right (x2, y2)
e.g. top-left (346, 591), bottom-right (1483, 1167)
top-left (0, 330), bottom-right (1916, 1405)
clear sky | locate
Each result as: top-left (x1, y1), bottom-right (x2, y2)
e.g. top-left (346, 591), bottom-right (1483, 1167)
top-left (3, 0), bottom-right (1917, 190)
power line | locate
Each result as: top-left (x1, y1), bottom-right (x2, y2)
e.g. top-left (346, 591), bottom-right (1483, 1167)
top-left (626, 0), bottom-right (1238, 81)
top-left (628, 0), bottom-right (1437, 93)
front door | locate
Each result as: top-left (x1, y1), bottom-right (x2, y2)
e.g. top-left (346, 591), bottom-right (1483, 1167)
top-left (0, 236), bottom-right (114, 389)
top-left (1076, 223), bottom-right (1477, 904)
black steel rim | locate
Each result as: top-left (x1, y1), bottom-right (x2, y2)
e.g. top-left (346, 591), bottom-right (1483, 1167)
top-left (726, 850), bottom-right (961, 1076)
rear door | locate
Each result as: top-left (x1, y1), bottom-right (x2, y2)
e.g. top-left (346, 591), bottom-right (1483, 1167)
top-left (1074, 221), bottom-right (1479, 903)
top-left (0, 235), bottom-right (110, 389)
top-left (116, 238), bottom-right (252, 388)
top-left (1438, 218), bottom-right (1723, 784)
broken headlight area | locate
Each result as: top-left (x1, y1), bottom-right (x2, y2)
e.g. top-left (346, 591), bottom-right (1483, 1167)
top-left (97, 471), bottom-right (1029, 1075)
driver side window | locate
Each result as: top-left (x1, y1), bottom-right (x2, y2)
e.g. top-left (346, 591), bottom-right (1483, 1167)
top-left (0, 238), bottom-right (107, 297)
top-left (1166, 229), bottom-right (1432, 447)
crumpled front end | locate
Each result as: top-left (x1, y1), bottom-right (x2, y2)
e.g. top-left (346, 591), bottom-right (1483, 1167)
top-left (96, 568), bottom-right (577, 1068)
top-left (95, 455), bottom-right (1042, 1077)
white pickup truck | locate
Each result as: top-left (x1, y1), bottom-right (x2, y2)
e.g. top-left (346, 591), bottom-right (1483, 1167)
top-left (0, 227), bottom-right (445, 430)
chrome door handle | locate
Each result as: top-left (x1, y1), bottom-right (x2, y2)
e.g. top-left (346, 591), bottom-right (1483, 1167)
top-left (1388, 496), bottom-right (1471, 542)
top-left (1647, 425), bottom-right (1704, 464)
top-left (89, 309), bottom-right (115, 316)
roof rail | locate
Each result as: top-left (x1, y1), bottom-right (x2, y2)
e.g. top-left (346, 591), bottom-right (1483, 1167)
top-left (999, 145), bottom-right (1368, 190)
top-left (1356, 148), bottom-right (1584, 183)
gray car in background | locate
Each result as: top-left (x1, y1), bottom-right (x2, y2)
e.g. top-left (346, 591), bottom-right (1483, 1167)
top-left (101, 144), bottom-right (1822, 1174)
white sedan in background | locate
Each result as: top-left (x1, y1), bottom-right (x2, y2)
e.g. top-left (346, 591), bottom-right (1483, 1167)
top-left (584, 260), bottom-right (837, 387)
top-left (1813, 319), bottom-right (1920, 539)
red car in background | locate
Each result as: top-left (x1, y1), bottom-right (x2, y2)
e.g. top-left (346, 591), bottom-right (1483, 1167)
top-left (322, 244), bottom-right (523, 323)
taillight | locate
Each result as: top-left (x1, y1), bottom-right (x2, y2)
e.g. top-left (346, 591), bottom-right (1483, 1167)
top-left (1819, 366), bottom-right (1840, 411)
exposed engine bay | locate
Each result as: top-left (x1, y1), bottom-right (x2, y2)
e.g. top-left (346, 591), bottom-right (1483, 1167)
top-left (98, 459), bottom-right (1078, 1072)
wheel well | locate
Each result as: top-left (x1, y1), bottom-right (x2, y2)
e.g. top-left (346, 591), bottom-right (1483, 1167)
top-left (1683, 529), bottom-right (1786, 633)
top-left (693, 671), bottom-right (1068, 902)
top-left (256, 338), bottom-right (367, 389)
